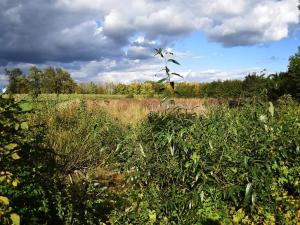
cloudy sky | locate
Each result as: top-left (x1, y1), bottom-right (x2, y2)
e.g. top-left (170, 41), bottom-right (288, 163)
top-left (0, 0), bottom-right (299, 85)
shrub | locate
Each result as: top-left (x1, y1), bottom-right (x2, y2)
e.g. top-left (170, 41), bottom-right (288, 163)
top-left (112, 101), bottom-right (300, 224)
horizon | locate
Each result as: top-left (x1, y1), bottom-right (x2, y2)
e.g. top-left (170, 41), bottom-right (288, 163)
top-left (0, 0), bottom-right (300, 86)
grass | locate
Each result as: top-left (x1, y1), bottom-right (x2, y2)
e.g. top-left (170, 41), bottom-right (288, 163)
top-left (22, 94), bottom-right (210, 125)
top-left (4, 94), bottom-right (299, 224)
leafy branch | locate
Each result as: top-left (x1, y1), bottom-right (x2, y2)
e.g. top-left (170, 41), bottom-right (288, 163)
top-left (154, 48), bottom-right (183, 106)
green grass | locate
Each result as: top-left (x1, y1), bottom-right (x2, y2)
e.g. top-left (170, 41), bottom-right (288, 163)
top-left (1, 94), bottom-right (299, 224)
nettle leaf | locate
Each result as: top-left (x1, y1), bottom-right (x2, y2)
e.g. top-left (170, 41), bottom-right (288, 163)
top-left (168, 59), bottom-right (180, 65)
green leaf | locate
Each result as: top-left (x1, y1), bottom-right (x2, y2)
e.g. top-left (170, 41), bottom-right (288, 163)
top-left (11, 152), bottom-right (21, 160)
top-left (20, 122), bottom-right (29, 130)
top-left (19, 102), bottom-right (32, 112)
top-left (154, 48), bottom-right (164, 58)
top-left (160, 96), bottom-right (168, 106)
top-left (251, 192), bottom-right (256, 207)
top-left (268, 102), bottom-right (274, 117)
top-left (157, 78), bottom-right (167, 83)
top-left (167, 59), bottom-right (180, 65)
top-left (139, 144), bottom-right (146, 157)
top-left (245, 183), bottom-right (252, 199)
top-left (170, 145), bottom-right (175, 156)
top-left (165, 66), bottom-right (170, 76)
top-left (148, 210), bottom-right (157, 222)
top-left (14, 123), bottom-right (20, 130)
top-left (10, 213), bottom-right (20, 225)
top-left (5, 143), bottom-right (18, 150)
top-left (171, 72), bottom-right (183, 78)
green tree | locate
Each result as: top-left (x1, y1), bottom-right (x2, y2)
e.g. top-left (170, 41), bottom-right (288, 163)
top-left (28, 66), bottom-right (43, 99)
top-left (41, 67), bottom-right (76, 95)
top-left (5, 68), bottom-right (23, 95)
top-left (140, 82), bottom-right (155, 97)
top-left (287, 47), bottom-right (300, 100)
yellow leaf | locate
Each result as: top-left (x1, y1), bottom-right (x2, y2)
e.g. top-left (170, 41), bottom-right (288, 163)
top-left (11, 153), bottom-right (21, 160)
top-left (12, 179), bottom-right (19, 187)
top-left (10, 213), bottom-right (20, 225)
top-left (5, 143), bottom-right (18, 150)
top-left (0, 196), bottom-right (9, 205)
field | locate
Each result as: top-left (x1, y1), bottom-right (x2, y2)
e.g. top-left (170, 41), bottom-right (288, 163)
top-left (1, 94), bottom-right (300, 225)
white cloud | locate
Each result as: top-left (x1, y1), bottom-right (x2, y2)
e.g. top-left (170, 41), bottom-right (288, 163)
top-left (0, 0), bottom-right (299, 82)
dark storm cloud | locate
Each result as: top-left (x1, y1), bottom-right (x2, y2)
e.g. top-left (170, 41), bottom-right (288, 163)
top-left (0, 0), bottom-right (126, 64)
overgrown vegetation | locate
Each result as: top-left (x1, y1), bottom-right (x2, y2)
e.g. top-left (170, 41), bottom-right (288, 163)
top-left (112, 98), bottom-right (300, 224)
top-left (1, 93), bottom-right (299, 224)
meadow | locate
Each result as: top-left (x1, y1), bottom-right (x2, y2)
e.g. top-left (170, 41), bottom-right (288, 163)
top-left (1, 94), bottom-right (300, 225)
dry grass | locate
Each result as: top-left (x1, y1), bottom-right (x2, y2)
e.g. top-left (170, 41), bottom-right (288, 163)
top-left (85, 98), bottom-right (209, 125)
top-left (54, 97), bottom-right (216, 125)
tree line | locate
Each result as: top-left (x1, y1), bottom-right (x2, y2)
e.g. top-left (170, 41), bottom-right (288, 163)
top-left (4, 47), bottom-right (300, 101)
top-left (5, 67), bottom-right (77, 98)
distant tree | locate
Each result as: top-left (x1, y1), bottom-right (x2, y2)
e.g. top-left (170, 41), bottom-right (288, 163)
top-left (87, 82), bottom-right (97, 94)
top-left (96, 83), bottom-right (106, 94)
top-left (40, 67), bottom-right (76, 95)
top-left (105, 82), bottom-right (114, 95)
top-left (28, 66), bottom-right (43, 99)
top-left (5, 68), bottom-right (23, 95)
top-left (128, 83), bottom-right (141, 95)
top-left (113, 83), bottom-right (129, 95)
top-left (42, 67), bottom-right (56, 93)
top-left (242, 73), bottom-right (269, 98)
top-left (140, 82), bottom-right (155, 97)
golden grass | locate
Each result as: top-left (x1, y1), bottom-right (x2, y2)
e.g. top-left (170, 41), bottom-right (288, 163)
top-left (85, 98), bottom-right (209, 125)
top-left (53, 97), bottom-right (218, 125)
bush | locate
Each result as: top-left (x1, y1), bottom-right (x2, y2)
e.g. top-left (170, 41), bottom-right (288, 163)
top-left (0, 94), bottom-right (61, 224)
top-left (112, 101), bottom-right (300, 224)
top-left (0, 95), bottom-right (122, 225)
top-left (32, 100), bottom-right (127, 172)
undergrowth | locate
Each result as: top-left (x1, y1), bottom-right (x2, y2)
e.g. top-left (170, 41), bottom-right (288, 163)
top-left (1, 95), bottom-right (299, 224)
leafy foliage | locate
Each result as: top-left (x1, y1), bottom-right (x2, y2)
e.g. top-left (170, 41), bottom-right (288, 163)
top-left (112, 100), bottom-right (300, 224)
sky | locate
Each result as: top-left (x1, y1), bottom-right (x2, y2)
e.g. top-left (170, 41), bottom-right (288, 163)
top-left (0, 0), bottom-right (300, 86)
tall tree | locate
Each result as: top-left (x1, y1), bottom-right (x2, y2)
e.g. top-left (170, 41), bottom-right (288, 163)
top-left (5, 68), bottom-right (23, 95)
top-left (28, 66), bottom-right (43, 99)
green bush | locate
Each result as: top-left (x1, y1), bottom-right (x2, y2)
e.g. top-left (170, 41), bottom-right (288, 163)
top-left (0, 96), bottom-right (122, 225)
top-left (112, 101), bottom-right (300, 224)
top-left (32, 100), bottom-right (127, 172)
top-left (0, 94), bottom-right (60, 224)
